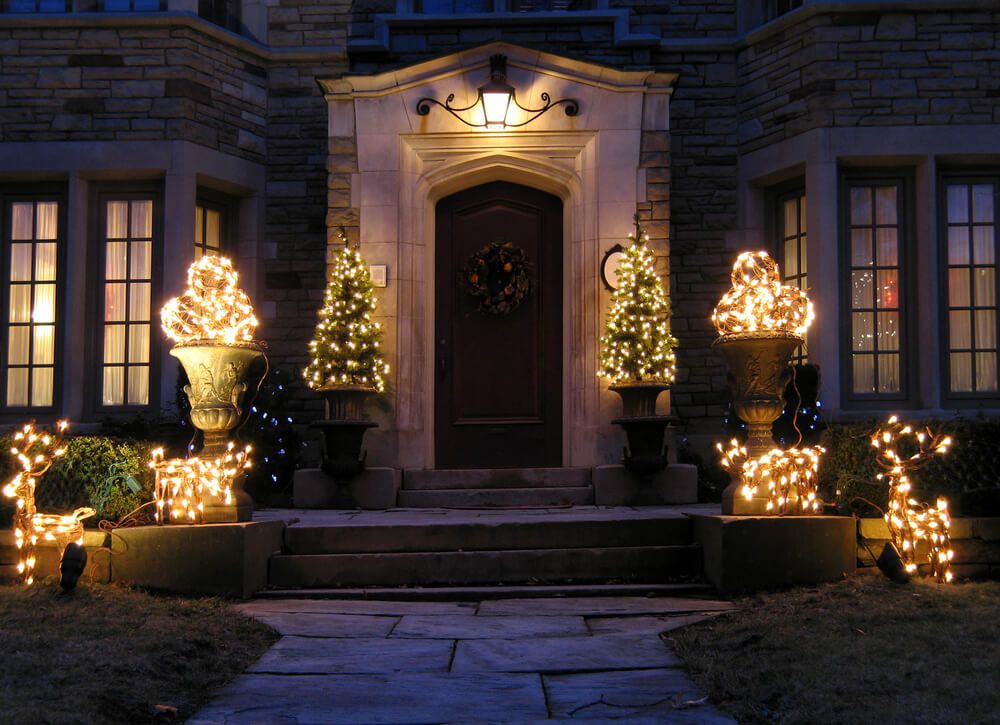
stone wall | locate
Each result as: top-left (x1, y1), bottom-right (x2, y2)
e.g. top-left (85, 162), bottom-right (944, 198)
top-left (267, 0), bottom-right (351, 47)
top-left (738, 9), bottom-right (1000, 153)
top-left (0, 22), bottom-right (268, 162)
top-left (620, 0), bottom-right (738, 38)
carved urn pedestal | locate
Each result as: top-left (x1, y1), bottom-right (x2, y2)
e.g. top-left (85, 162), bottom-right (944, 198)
top-left (609, 382), bottom-right (672, 478)
top-left (313, 384), bottom-right (379, 479)
top-left (713, 332), bottom-right (801, 515)
top-left (171, 340), bottom-right (264, 523)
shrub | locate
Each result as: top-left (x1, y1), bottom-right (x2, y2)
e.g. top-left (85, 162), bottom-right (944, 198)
top-left (0, 434), bottom-right (156, 526)
top-left (820, 418), bottom-right (1000, 516)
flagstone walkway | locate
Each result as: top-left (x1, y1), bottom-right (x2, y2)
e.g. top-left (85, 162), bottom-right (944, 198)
top-left (190, 595), bottom-right (736, 724)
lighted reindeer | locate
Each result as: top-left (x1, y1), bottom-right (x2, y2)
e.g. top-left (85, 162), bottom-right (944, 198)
top-left (2, 421), bottom-right (95, 585)
top-left (870, 416), bottom-right (954, 583)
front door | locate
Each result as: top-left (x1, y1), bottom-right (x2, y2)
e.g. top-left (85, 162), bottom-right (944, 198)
top-left (435, 181), bottom-right (563, 468)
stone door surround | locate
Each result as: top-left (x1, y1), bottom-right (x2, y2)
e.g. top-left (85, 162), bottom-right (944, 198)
top-left (319, 43), bottom-right (676, 470)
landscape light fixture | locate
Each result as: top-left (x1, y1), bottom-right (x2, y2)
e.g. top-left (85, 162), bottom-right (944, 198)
top-left (416, 54), bottom-right (580, 130)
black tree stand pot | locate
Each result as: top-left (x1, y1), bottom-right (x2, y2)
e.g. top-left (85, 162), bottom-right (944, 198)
top-left (609, 382), bottom-right (672, 478)
top-left (312, 419), bottom-right (377, 479)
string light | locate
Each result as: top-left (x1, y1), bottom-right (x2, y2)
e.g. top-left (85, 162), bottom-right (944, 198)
top-left (304, 229), bottom-right (389, 392)
top-left (150, 442), bottom-right (252, 525)
top-left (161, 255), bottom-right (259, 344)
top-left (712, 251), bottom-right (814, 337)
top-left (718, 439), bottom-right (824, 514)
top-left (871, 415), bottom-right (954, 583)
top-left (598, 220), bottom-right (678, 383)
top-left (2, 421), bottom-right (95, 585)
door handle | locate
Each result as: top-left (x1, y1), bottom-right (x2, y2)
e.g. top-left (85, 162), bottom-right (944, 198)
top-left (437, 338), bottom-right (448, 382)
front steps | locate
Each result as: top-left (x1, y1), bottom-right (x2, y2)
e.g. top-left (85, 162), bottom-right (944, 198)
top-left (397, 467), bottom-right (594, 508)
top-left (265, 507), bottom-right (706, 589)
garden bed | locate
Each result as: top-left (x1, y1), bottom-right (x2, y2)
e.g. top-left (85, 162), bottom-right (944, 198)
top-left (0, 583), bottom-right (276, 723)
top-left (670, 574), bottom-right (1000, 723)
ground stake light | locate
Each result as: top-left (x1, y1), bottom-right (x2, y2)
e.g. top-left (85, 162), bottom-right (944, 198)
top-left (712, 251), bottom-right (816, 514)
top-left (158, 255), bottom-right (263, 523)
top-left (870, 416), bottom-right (954, 583)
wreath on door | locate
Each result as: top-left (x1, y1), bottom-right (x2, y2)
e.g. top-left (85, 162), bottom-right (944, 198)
top-left (460, 241), bottom-right (533, 315)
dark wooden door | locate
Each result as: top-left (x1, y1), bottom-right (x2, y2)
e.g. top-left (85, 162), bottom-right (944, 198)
top-left (435, 181), bottom-right (563, 468)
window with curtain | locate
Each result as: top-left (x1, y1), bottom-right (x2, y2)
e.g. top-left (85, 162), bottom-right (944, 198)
top-left (777, 188), bottom-right (808, 363)
top-left (194, 202), bottom-right (224, 261)
top-left (3, 200), bottom-right (59, 408)
top-left (944, 178), bottom-right (999, 396)
top-left (845, 178), bottom-right (906, 398)
top-left (101, 198), bottom-right (153, 407)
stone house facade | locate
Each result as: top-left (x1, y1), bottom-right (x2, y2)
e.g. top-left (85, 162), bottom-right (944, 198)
top-left (0, 1), bottom-right (998, 470)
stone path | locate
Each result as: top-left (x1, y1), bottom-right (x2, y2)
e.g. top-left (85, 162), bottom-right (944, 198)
top-left (190, 596), bottom-right (736, 724)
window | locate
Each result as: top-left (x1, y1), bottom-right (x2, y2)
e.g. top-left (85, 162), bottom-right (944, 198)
top-left (194, 201), bottom-right (225, 261)
top-left (843, 176), bottom-right (908, 399)
top-left (943, 177), bottom-right (1000, 396)
top-left (198, 0), bottom-right (241, 32)
top-left (3, 0), bottom-right (68, 11)
top-left (99, 197), bottom-right (154, 408)
top-left (102, 0), bottom-right (161, 10)
top-left (2, 199), bottom-right (60, 409)
top-left (763, 0), bottom-right (803, 23)
top-left (776, 188), bottom-right (808, 363)
top-left (413, 0), bottom-right (593, 11)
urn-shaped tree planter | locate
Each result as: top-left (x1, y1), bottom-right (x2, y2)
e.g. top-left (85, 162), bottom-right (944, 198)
top-left (599, 218), bottom-right (678, 478)
top-left (711, 251), bottom-right (816, 515)
top-left (304, 231), bottom-right (389, 484)
top-left (159, 255), bottom-right (264, 523)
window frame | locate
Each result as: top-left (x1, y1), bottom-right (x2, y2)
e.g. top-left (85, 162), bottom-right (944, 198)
top-left (938, 170), bottom-right (1000, 405)
top-left (88, 185), bottom-right (164, 417)
top-left (768, 181), bottom-right (808, 364)
top-left (838, 170), bottom-right (916, 409)
top-left (194, 191), bottom-right (234, 262)
top-left (0, 187), bottom-right (66, 419)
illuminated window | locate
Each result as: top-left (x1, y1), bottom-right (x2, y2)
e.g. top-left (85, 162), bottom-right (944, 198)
top-left (943, 178), bottom-right (999, 395)
top-left (2, 0), bottom-right (69, 11)
top-left (194, 202), bottom-right (224, 261)
top-left (3, 199), bottom-right (59, 408)
top-left (777, 188), bottom-right (808, 363)
top-left (100, 198), bottom-right (154, 407)
top-left (844, 178), bottom-right (906, 398)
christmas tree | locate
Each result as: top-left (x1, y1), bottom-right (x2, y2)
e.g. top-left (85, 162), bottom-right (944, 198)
top-left (599, 216), bottom-right (678, 384)
top-left (304, 229), bottom-right (389, 392)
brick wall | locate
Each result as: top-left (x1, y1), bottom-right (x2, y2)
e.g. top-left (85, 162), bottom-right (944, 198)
top-left (0, 23), bottom-right (268, 162)
top-left (737, 9), bottom-right (1000, 153)
top-left (267, 0), bottom-right (351, 47)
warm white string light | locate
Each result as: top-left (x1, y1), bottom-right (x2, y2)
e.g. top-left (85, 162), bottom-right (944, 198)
top-left (161, 255), bottom-right (259, 344)
top-left (718, 439), bottom-right (824, 514)
top-left (150, 442), bottom-right (252, 525)
top-left (304, 235), bottom-right (389, 392)
top-left (871, 415), bottom-right (954, 583)
top-left (2, 421), bottom-right (95, 585)
top-left (598, 224), bottom-right (677, 384)
top-left (712, 251), bottom-right (814, 337)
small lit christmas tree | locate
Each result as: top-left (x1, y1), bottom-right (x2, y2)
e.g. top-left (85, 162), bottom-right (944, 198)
top-left (599, 216), bottom-right (678, 384)
top-left (304, 229), bottom-right (389, 392)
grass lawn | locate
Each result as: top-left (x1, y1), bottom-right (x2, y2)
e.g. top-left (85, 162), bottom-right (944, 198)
top-left (670, 573), bottom-right (1000, 725)
top-left (0, 582), bottom-right (277, 723)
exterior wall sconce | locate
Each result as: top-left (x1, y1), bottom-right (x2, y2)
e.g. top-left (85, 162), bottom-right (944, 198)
top-left (416, 54), bottom-right (580, 130)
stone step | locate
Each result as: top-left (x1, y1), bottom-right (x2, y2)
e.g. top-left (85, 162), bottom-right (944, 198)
top-left (403, 468), bottom-right (591, 491)
top-left (284, 515), bottom-right (693, 554)
top-left (269, 545), bottom-right (703, 588)
top-left (255, 582), bottom-right (716, 600)
top-left (397, 486), bottom-right (594, 508)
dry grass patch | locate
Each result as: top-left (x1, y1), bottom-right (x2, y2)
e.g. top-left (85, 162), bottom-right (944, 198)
top-left (670, 574), bottom-right (1000, 724)
top-left (0, 582), bottom-right (277, 723)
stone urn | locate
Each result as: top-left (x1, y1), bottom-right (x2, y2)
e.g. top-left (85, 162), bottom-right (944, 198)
top-left (713, 331), bottom-right (802, 514)
top-left (313, 383), bottom-right (379, 479)
top-left (171, 340), bottom-right (264, 522)
top-left (609, 381), bottom-right (673, 477)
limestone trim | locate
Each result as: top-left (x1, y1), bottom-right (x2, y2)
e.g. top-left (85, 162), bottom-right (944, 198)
top-left (331, 43), bottom-right (671, 469)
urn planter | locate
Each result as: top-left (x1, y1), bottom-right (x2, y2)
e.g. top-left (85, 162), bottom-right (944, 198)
top-left (609, 382), bottom-right (672, 477)
top-left (171, 340), bottom-right (264, 522)
top-left (713, 331), bottom-right (802, 514)
top-left (314, 383), bottom-right (379, 479)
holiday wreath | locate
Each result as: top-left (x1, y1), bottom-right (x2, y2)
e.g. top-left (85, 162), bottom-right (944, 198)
top-left (460, 241), bottom-right (533, 315)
